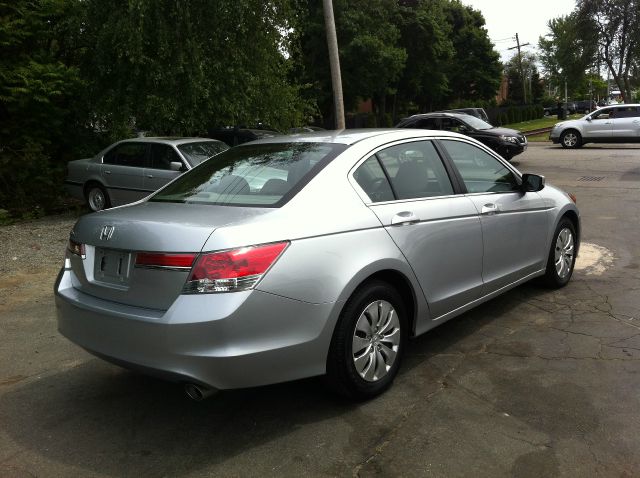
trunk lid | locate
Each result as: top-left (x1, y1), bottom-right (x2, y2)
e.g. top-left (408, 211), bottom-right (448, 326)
top-left (68, 201), bottom-right (272, 309)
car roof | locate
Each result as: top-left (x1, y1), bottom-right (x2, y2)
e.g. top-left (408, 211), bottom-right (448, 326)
top-left (120, 137), bottom-right (222, 146)
top-left (249, 128), bottom-right (464, 146)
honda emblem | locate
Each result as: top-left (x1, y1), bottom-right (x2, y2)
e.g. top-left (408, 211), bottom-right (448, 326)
top-left (99, 225), bottom-right (115, 241)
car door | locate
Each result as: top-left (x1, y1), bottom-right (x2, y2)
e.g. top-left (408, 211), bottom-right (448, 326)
top-left (611, 106), bottom-right (640, 138)
top-left (438, 139), bottom-right (550, 294)
top-left (101, 142), bottom-right (148, 206)
top-left (583, 108), bottom-right (614, 138)
top-left (144, 143), bottom-right (185, 192)
top-left (352, 139), bottom-right (483, 319)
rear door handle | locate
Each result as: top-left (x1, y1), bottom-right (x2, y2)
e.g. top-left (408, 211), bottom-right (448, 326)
top-left (391, 211), bottom-right (419, 226)
top-left (104, 170), bottom-right (111, 175)
top-left (146, 174), bottom-right (154, 178)
top-left (481, 203), bottom-right (498, 215)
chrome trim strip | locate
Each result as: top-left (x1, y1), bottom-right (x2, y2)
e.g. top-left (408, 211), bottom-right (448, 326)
top-left (134, 264), bottom-right (192, 271)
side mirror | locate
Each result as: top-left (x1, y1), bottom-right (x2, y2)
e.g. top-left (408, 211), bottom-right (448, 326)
top-left (521, 173), bottom-right (545, 192)
top-left (586, 116), bottom-right (592, 122)
top-left (170, 161), bottom-right (184, 172)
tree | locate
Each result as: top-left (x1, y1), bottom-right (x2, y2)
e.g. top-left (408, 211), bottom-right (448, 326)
top-left (505, 52), bottom-right (544, 104)
top-left (395, 0), bottom-right (453, 112)
top-left (0, 0), bottom-right (86, 212)
top-left (577, 0), bottom-right (640, 102)
top-left (538, 12), bottom-right (597, 96)
top-left (296, 0), bottom-right (406, 125)
top-left (442, 1), bottom-right (501, 105)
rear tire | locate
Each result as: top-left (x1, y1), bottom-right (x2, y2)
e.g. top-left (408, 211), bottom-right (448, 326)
top-left (560, 130), bottom-right (582, 149)
top-left (326, 281), bottom-right (407, 400)
top-left (542, 217), bottom-right (577, 288)
top-left (85, 183), bottom-right (110, 212)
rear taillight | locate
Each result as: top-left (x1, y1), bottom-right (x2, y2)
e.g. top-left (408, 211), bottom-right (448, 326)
top-left (183, 241), bottom-right (289, 294)
top-left (135, 252), bottom-right (197, 270)
top-left (68, 238), bottom-right (85, 259)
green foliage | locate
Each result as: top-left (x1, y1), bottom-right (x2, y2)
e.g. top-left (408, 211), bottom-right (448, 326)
top-left (505, 52), bottom-right (544, 104)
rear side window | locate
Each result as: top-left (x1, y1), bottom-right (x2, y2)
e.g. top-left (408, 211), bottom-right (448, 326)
top-left (613, 106), bottom-right (639, 118)
top-left (103, 143), bottom-right (148, 167)
top-left (150, 142), bottom-right (346, 207)
top-left (178, 141), bottom-right (228, 166)
top-left (378, 141), bottom-right (454, 199)
top-left (441, 140), bottom-right (519, 193)
top-left (353, 156), bottom-right (394, 202)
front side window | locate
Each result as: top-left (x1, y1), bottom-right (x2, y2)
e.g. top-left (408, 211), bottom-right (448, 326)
top-left (178, 141), bottom-right (229, 167)
top-left (150, 142), bottom-right (345, 207)
top-left (377, 141), bottom-right (454, 200)
top-left (590, 108), bottom-right (613, 120)
top-left (149, 144), bottom-right (182, 170)
top-left (103, 143), bottom-right (148, 167)
top-left (441, 140), bottom-right (519, 194)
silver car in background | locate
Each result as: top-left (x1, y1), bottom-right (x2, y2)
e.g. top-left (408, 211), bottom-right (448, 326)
top-left (550, 104), bottom-right (640, 148)
top-left (55, 129), bottom-right (580, 400)
top-left (65, 137), bottom-right (228, 211)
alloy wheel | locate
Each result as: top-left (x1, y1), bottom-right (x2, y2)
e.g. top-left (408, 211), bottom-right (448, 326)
top-left (555, 227), bottom-right (575, 279)
top-left (352, 300), bottom-right (401, 382)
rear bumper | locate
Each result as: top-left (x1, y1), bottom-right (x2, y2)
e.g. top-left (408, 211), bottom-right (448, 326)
top-left (64, 180), bottom-right (84, 201)
top-left (55, 268), bottom-right (340, 390)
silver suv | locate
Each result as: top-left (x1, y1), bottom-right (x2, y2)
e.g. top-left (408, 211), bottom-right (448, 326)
top-left (550, 104), bottom-right (640, 148)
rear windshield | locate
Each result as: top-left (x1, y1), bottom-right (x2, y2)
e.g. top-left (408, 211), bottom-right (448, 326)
top-left (150, 142), bottom-right (346, 207)
top-left (178, 141), bottom-right (229, 166)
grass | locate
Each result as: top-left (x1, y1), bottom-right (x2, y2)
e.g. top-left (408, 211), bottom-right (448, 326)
top-left (502, 114), bottom-right (582, 132)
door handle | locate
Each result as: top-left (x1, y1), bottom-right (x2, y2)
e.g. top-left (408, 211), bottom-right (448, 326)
top-left (146, 174), bottom-right (154, 178)
top-left (104, 170), bottom-right (111, 175)
top-left (391, 211), bottom-right (419, 226)
top-left (481, 203), bottom-right (498, 215)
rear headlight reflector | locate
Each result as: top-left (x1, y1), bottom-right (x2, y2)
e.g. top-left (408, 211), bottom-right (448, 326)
top-left (135, 252), bottom-right (197, 270)
top-left (68, 238), bottom-right (85, 259)
top-left (183, 241), bottom-right (289, 293)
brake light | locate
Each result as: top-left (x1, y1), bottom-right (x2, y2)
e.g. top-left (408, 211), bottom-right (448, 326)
top-left (183, 241), bottom-right (289, 293)
top-left (68, 238), bottom-right (85, 259)
top-left (135, 252), bottom-right (197, 270)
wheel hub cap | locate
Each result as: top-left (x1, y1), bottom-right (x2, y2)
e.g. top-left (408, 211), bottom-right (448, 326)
top-left (554, 227), bottom-right (575, 279)
top-left (352, 300), bottom-right (401, 382)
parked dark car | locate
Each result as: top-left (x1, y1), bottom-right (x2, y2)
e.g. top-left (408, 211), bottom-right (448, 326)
top-left (574, 100), bottom-right (597, 114)
top-left (396, 112), bottom-right (527, 161)
top-left (435, 108), bottom-right (490, 123)
top-left (207, 127), bottom-right (281, 146)
top-left (544, 102), bottom-right (577, 116)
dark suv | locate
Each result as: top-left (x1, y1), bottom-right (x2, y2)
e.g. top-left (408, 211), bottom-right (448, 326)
top-left (396, 112), bottom-right (527, 161)
top-left (574, 100), bottom-right (597, 114)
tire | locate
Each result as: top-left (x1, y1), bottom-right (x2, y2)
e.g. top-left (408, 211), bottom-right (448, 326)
top-left (85, 183), bottom-right (111, 212)
top-left (542, 217), bottom-right (577, 288)
top-left (560, 129), bottom-right (582, 149)
top-left (326, 280), bottom-right (407, 400)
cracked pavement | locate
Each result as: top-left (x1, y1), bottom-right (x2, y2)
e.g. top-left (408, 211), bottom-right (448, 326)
top-left (0, 143), bottom-right (639, 477)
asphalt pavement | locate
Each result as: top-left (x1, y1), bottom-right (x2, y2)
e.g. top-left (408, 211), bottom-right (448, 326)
top-left (1, 141), bottom-right (639, 477)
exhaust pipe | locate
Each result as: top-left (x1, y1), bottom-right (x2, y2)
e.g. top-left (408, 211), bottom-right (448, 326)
top-left (184, 383), bottom-right (217, 401)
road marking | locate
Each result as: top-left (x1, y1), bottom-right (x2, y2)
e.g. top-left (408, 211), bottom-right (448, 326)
top-left (575, 242), bottom-right (614, 275)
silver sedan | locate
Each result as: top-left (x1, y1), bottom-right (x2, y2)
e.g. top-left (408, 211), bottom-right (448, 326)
top-left (55, 129), bottom-right (580, 400)
top-left (65, 137), bottom-right (228, 212)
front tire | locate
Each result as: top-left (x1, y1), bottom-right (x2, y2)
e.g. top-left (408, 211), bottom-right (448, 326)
top-left (326, 281), bottom-right (407, 399)
top-left (542, 218), bottom-right (577, 288)
top-left (560, 130), bottom-right (582, 149)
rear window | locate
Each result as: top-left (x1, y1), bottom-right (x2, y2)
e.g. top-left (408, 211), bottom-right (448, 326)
top-left (178, 141), bottom-right (229, 166)
top-left (150, 142), bottom-right (346, 207)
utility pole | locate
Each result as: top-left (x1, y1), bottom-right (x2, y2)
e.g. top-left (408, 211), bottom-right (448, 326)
top-left (322, 0), bottom-right (345, 129)
top-left (508, 33), bottom-right (530, 104)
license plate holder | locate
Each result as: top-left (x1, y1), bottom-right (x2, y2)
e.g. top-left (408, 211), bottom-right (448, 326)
top-left (94, 248), bottom-right (132, 286)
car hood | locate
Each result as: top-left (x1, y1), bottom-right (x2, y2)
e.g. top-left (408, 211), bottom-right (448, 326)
top-left (477, 127), bottom-right (522, 136)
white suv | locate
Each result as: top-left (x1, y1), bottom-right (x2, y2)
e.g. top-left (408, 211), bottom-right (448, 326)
top-left (550, 104), bottom-right (640, 148)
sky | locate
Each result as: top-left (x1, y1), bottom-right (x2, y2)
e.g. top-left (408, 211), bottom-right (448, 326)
top-left (460, 0), bottom-right (577, 63)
